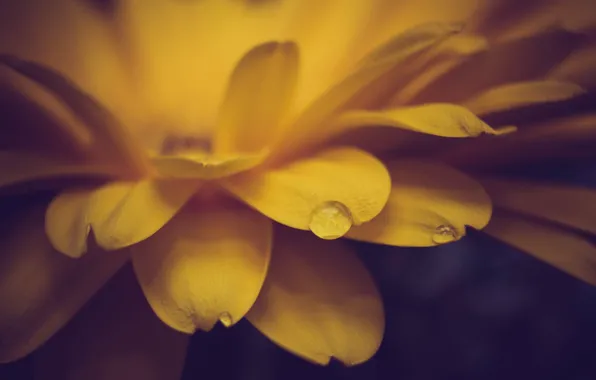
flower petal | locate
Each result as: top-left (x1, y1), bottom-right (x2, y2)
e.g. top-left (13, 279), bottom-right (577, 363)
top-left (0, 152), bottom-right (114, 190)
top-left (463, 81), bottom-right (585, 115)
top-left (213, 41), bottom-right (299, 155)
top-left (132, 207), bottom-right (272, 334)
top-left (269, 22), bottom-right (462, 161)
top-left (410, 28), bottom-right (586, 105)
top-left (550, 43), bottom-right (596, 88)
top-left (330, 103), bottom-right (513, 139)
top-left (221, 147), bottom-right (391, 236)
top-left (347, 160), bottom-right (492, 247)
top-left (0, 199), bottom-right (126, 363)
top-left (247, 227), bottom-right (384, 365)
top-left (151, 150), bottom-right (266, 179)
top-left (0, 0), bottom-right (139, 128)
top-left (481, 178), bottom-right (596, 235)
top-left (46, 179), bottom-right (200, 256)
top-left (0, 64), bottom-right (90, 157)
top-left (34, 265), bottom-right (189, 380)
top-left (0, 56), bottom-right (150, 176)
top-left (442, 114), bottom-right (596, 170)
top-left (484, 211), bottom-right (596, 285)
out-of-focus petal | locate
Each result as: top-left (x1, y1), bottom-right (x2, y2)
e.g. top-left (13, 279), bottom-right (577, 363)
top-left (0, 198), bottom-right (127, 363)
top-left (221, 147), bottom-right (391, 238)
top-left (481, 178), bottom-right (596, 235)
top-left (0, 56), bottom-right (151, 175)
top-left (484, 211), bottom-right (596, 285)
top-left (132, 207), bottom-right (272, 333)
top-left (270, 22), bottom-right (463, 161)
top-left (0, 152), bottom-right (114, 190)
top-left (549, 43), bottom-right (596, 88)
top-left (46, 179), bottom-right (200, 256)
top-left (442, 114), bottom-right (596, 170)
top-left (330, 103), bottom-right (511, 139)
top-left (463, 81), bottom-right (585, 115)
top-left (410, 28), bottom-right (586, 105)
top-left (34, 265), bottom-right (189, 380)
top-left (151, 151), bottom-right (266, 179)
top-left (347, 160), bottom-right (491, 246)
top-left (213, 41), bottom-right (298, 155)
top-left (0, 0), bottom-right (140, 128)
top-left (247, 227), bottom-right (384, 366)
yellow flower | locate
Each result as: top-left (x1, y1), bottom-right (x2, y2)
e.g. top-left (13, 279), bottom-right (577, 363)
top-left (0, 0), bottom-right (594, 377)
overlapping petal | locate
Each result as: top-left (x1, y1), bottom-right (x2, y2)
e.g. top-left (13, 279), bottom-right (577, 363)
top-left (221, 147), bottom-right (391, 234)
top-left (247, 227), bottom-right (384, 365)
top-left (347, 160), bottom-right (492, 247)
top-left (213, 41), bottom-right (298, 155)
top-left (132, 207), bottom-right (272, 333)
top-left (481, 178), bottom-right (596, 234)
top-left (46, 179), bottom-right (200, 256)
top-left (0, 200), bottom-right (126, 363)
top-left (463, 81), bottom-right (585, 115)
top-left (484, 211), bottom-right (596, 285)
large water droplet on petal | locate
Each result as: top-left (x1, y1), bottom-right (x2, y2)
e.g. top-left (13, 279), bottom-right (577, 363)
top-left (219, 312), bottom-right (233, 327)
top-left (309, 201), bottom-right (353, 240)
top-left (432, 224), bottom-right (459, 245)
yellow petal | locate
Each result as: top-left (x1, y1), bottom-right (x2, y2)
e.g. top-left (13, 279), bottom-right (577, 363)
top-left (0, 199), bottom-right (126, 363)
top-left (0, 56), bottom-right (150, 176)
top-left (481, 178), bottom-right (596, 235)
top-left (463, 81), bottom-right (585, 115)
top-left (484, 212), bottom-right (596, 285)
top-left (269, 22), bottom-right (462, 161)
top-left (132, 207), bottom-right (272, 333)
top-left (46, 180), bottom-right (200, 256)
top-left (213, 41), bottom-right (299, 155)
top-left (247, 227), bottom-right (384, 366)
top-left (0, 64), bottom-right (91, 156)
top-left (330, 103), bottom-right (513, 139)
top-left (347, 160), bottom-right (492, 247)
top-left (221, 147), bottom-right (391, 238)
top-left (34, 265), bottom-right (189, 380)
top-left (411, 28), bottom-right (586, 105)
top-left (442, 114), bottom-right (596, 170)
top-left (0, 152), bottom-right (114, 190)
top-left (151, 150), bottom-right (266, 179)
top-left (549, 43), bottom-right (596, 88)
top-left (0, 0), bottom-right (140, 129)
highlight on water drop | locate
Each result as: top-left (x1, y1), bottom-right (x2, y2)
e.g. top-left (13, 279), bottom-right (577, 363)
top-left (432, 224), bottom-right (460, 245)
top-left (309, 201), bottom-right (354, 240)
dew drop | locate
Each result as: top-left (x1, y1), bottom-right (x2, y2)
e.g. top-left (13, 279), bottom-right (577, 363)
top-left (219, 312), bottom-right (233, 328)
top-left (309, 201), bottom-right (353, 240)
top-left (432, 224), bottom-right (459, 245)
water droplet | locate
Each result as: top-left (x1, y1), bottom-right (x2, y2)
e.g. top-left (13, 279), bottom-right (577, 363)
top-left (219, 312), bottom-right (233, 327)
top-left (309, 201), bottom-right (353, 240)
top-left (432, 224), bottom-right (459, 245)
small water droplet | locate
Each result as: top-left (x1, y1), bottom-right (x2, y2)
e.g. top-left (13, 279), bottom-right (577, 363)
top-left (309, 201), bottom-right (353, 240)
top-left (432, 224), bottom-right (459, 245)
top-left (219, 312), bottom-right (233, 327)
